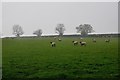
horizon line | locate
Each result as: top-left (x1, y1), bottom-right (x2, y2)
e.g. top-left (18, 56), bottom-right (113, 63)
top-left (0, 32), bottom-right (119, 38)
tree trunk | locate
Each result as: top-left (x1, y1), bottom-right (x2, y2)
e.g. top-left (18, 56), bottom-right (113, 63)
top-left (16, 34), bottom-right (20, 37)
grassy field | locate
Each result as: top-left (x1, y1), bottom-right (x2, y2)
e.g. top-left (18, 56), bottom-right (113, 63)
top-left (0, 39), bottom-right (2, 79)
top-left (2, 37), bottom-right (119, 79)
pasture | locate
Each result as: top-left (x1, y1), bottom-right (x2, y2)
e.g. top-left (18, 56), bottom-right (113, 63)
top-left (2, 37), bottom-right (119, 79)
top-left (0, 39), bottom-right (2, 79)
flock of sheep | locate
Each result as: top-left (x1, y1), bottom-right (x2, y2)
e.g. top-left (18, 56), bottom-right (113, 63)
top-left (50, 37), bottom-right (110, 47)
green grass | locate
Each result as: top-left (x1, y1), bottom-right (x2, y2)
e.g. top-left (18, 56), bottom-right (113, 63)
top-left (2, 37), bottom-right (119, 79)
top-left (0, 39), bottom-right (2, 79)
top-left (0, 39), bottom-right (2, 66)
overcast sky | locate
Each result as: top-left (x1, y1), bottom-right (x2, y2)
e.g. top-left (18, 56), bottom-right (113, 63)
top-left (2, 2), bottom-right (118, 36)
top-left (0, 2), bottom-right (2, 35)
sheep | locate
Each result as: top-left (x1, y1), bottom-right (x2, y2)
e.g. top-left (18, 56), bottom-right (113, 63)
top-left (105, 39), bottom-right (110, 43)
top-left (58, 38), bottom-right (62, 41)
top-left (92, 38), bottom-right (96, 43)
top-left (50, 42), bottom-right (56, 47)
top-left (80, 37), bottom-right (83, 41)
top-left (72, 41), bottom-right (78, 45)
top-left (54, 37), bottom-right (57, 40)
top-left (80, 41), bottom-right (86, 46)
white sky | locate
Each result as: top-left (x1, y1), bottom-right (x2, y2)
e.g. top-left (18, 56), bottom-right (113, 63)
top-left (2, 2), bottom-right (118, 36)
top-left (0, 2), bottom-right (2, 35)
top-left (1, 0), bottom-right (119, 2)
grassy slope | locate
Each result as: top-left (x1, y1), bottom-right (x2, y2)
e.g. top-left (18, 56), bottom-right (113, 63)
top-left (0, 39), bottom-right (1, 65)
top-left (0, 39), bottom-right (2, 79)
top-left (2, 37), bottom-right (119, 79)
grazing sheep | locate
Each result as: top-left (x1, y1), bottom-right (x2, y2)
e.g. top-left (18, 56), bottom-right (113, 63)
top-left (54, 37), bottom-right (57, 40)
top-left (80, 37), bottom-right (83, 41)
top-left (50, 42), bottom-right (56, 47)
top-left (92, 38), bottom-right (96, 43)
top-left (58, 38), bottom-right (62, 41)
top-left (80, 41), bottom-right (86, 46)
top-left (72, 41), bottom-right (78, 45)
top-left (105, 39), bottom-right (110, 43)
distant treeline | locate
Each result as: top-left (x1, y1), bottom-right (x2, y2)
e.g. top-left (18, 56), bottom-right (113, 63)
top-left (45, 33), bottom-right (119, 38)
top-left (3, 33), bottom-right (119, 39)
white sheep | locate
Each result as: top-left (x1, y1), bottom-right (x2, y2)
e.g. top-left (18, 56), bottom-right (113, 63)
top-left (80, 41), bottom-right (86, 46)
top-left (80, 37), bottom-right (83, 41)
top-left (105, 39), bottom-right (110, 43)
top-left (92, 38), bottom-right (96, 43)
top-left (54, 37), bottom-right (57, 40)
top-left (50, 42), bottom-right (56, 47)
top-left (58, 38), bottom-right (62, 41)
top-left (72, 41), bottom-right (78, 45)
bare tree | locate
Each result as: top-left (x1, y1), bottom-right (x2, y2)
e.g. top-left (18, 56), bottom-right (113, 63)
top-left (33, 29), bottom-right (42, 37)
top-left (55, 24), bottom-right (65, 36)
top-left (76, 24), bottom-right (94, 36)
top-left (13, 24), bottom-right (24, 37)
